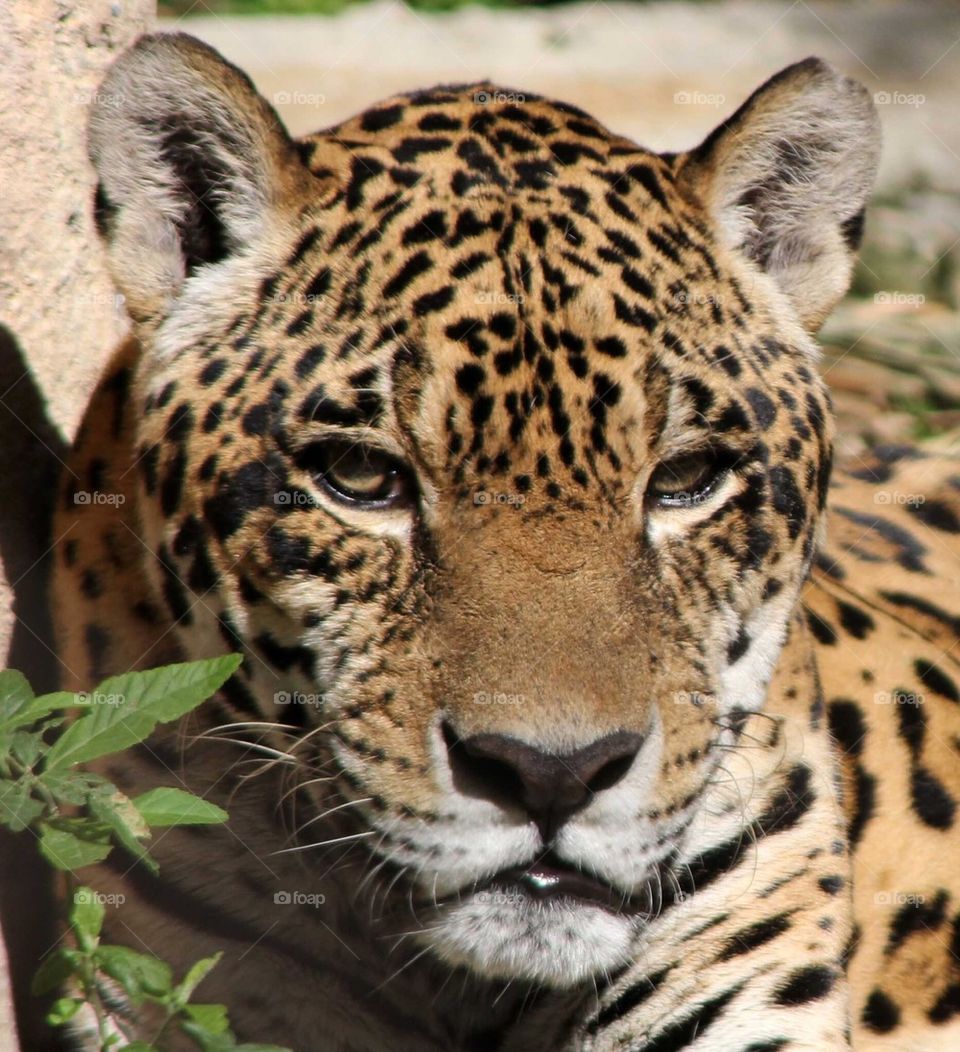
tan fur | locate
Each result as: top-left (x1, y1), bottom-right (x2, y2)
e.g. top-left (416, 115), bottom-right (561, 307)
top-left (50, 34), bottom-right (959, 1051)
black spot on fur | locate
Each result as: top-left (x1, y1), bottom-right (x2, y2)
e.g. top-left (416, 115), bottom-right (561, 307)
top-left (911, 767), bottom-right (956, 829)
top-left (908, 498), bottom-right (960, 534)
top-left (203, 461), bottom-right (275, 540)
top-left (717, 913), bottom-right (791, 961)
top-left (827, 699), bottom-right (867, 759)
top-left (861, 989), bottom-right (900, 1033)
top-left (886, 890), bottom-right (948, 954)
top-left (836, 600), bottom-right (874, 640)
top-left (806, 608), bottom-right (837, 645)
top-left (773, 966), bottom-right (836, 1006)
top-left (914, 660), bottom-right (960, 703)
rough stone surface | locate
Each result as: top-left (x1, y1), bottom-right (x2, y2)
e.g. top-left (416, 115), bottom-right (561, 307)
top-left (0, 5), bottom-right (153, 1048)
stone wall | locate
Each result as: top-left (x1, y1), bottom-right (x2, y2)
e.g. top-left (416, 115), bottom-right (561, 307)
top-left (0, 4), bottom-right (154, 1048)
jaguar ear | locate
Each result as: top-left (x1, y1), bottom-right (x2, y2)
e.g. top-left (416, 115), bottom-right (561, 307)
top-left (88, 32), bottom-right (315, 322)
top-left (676, 58), bottom-right (880, 331)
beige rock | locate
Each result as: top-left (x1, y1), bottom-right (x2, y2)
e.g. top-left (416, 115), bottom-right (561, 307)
top-left (0, 5), bottom-right (154, 1049)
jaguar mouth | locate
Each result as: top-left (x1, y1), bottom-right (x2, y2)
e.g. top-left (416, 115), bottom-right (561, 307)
top-left (476, 851), bottom-right (640, 914)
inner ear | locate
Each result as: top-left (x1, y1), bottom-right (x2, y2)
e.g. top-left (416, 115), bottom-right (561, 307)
top-left (675, 57), bottom-right (880, 332)
top-left (87, 32), bottom-right (319, 321)
top-left (150, 119), bottom-right (233, 274)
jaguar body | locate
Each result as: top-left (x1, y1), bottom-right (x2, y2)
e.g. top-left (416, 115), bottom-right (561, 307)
top-left (51, 34), bottom-right (960, 1050)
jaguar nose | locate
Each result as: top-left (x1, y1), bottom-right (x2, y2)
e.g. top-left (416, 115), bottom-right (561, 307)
top-left (444, 724), bottom-right (643, 842)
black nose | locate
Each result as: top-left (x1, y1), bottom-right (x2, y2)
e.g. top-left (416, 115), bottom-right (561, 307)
top-left (445, 725), bottom-right (643, 841)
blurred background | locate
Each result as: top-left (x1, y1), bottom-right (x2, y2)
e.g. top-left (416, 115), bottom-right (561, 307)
top-left (156, 0), bottom-right (960, 457)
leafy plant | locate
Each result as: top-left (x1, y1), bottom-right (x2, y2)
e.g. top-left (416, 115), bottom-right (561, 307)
top-left (0, 656), bottom-right (291, 1051)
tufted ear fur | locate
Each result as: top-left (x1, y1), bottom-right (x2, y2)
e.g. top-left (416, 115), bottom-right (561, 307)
top-left (676, 58), bottom-right (880, 331)
top-left (88, 32), bottom-right (316, 322)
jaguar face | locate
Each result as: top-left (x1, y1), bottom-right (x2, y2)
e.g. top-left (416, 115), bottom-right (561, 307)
top-left (89, 34), bottom-right (877, 983)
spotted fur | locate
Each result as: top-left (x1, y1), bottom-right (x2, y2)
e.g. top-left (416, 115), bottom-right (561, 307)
top-left (51, 33), bottom-right (960, 1051)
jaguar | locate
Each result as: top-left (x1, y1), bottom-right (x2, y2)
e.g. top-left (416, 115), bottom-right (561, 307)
top-left (51, 32), bottom-right (960, 1050)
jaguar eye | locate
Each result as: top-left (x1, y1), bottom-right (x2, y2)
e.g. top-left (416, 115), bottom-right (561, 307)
top-left (647, 449), bottom-right (730, 508)
top-left (299, 440), bottom-right (413, 509)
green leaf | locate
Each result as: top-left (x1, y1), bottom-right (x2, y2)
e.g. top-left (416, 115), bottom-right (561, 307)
top-left (44, 656), bottom-right (242, 772)
top-left (182, 1003), bottom-right (229, 1034)
top-left (88, 788), bottom-right (157, 875)
top-left (0, 669), bottom-right (34, 725)
top-left (38, 823), bottom-right (112, 872)
top-left (0, 677), bottom-right (87, 735)
top-left (96, 944), bottom-right (172, 1001)
top-left (69, 886), bottom-right (105, 951)
top-left (31, 948), bottom-right (81, 995)
top-left (172, 952), bottom-right (222, 1010)
top-left (46, 996), bottom-right (83, 1025)
top-left (134, 789), bottom-right (228, 828)
top-left (179, 1023), bottom-right (234, 1052)
top-left (0, 781), bottom-right (45, 832)
top-left (41, 769), bottom-right (111, 806)
top-left (121, 1043), bottom-right (156, 1052)
top-left (10, 728), bottom-right (43, 768)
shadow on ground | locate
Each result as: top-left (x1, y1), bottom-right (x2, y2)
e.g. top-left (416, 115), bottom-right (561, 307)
top-left (0, 323), bottom-right (70, 1051)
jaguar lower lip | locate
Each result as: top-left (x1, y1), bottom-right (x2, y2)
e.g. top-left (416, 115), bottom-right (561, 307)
top-left (485, 855), bottom-right (631, 912)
